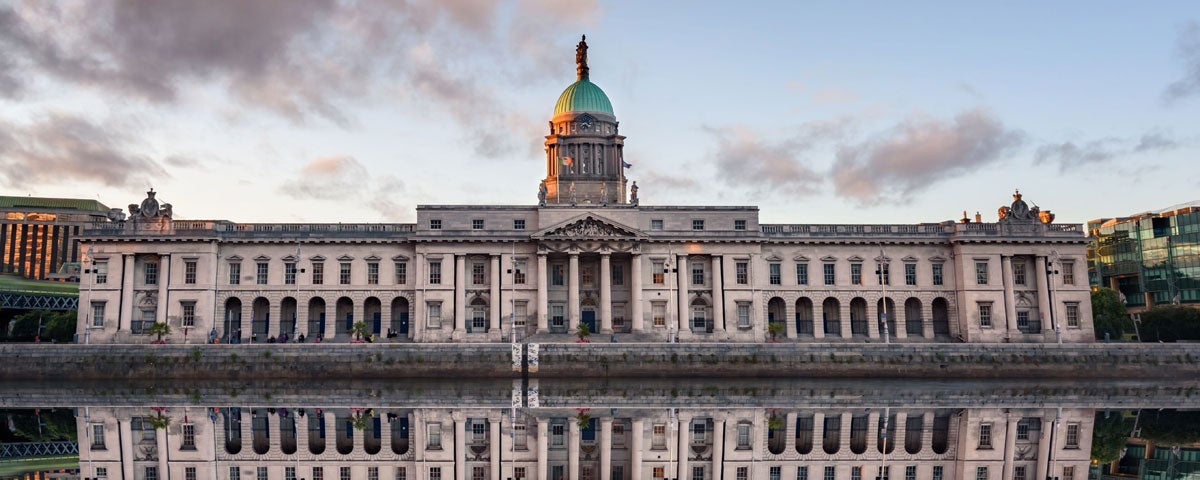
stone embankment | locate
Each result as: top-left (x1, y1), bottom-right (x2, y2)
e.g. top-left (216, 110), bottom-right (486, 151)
top-left (0, 343), bottom-right (1197, 381)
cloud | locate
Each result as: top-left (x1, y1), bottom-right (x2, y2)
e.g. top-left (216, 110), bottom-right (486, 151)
top-left (0, 0), bottom-right (599, 151)
top-left (1035, 131), bottom-right (1185, 170)
top-left (830, 109), bottom-right (1025, 205)
top-left (1163, 21), bottom-right (1200, 104)
top-left (0, 114), bottom-right (169, 188)
top-left (279, 156), bottom-right (408, 220)
top-left (708, 118), bottom-right (856, 198)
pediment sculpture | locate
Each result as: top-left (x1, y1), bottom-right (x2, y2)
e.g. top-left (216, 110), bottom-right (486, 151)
top-left (128, 189), bottom-right (173, 221)
top-left (545, 217), bottom-right (635, 238)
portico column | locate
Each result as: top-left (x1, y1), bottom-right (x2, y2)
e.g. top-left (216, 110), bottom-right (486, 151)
top-left (600, 252), bottom-right (613, 334)
top-left (119, 419), bottom-right (134, 480)
top-left (568, 418), bottom-right (580, 480)
top-left (1003, 414), bottom-right (1018, 480)
top-left (490, 415), bottom-right (501, 480)
top-left (414, 253), bottom-right (426, 342)
top-left (600, 417), bottom-right (613, 480)
top-left (1035, 256), bottom-right (1052, 335)
top-left (537, 254), bottom-right (549, 333)
top-left (1002, 256), bottom-right (1018, 339)
top-left (455, 255), bottom-right (466, 336)
top-left (677, 412), bottom-right (691, 480)
top-left (676, 254), bottom-right (689, 333)
top-left (631, 420), bottom-right (644, 480)
top-left (712, 256), bottom-right (725, 335)
top-left (156, 254), bottom-right (170, 331)
top-left (537, 419), bottom-right (549, 480)
top-left (631, 254), bottom-right (644, 332)
top-left (120, 254), bottom-right (134, 331)
top-left (490, 255), bottom-right (501, 333)
top-left (455, 415), bottom-right (466, 480)
top-left (712, 418), bottom-right (725, 479)
top-left (1035, 417), bottom-right (1052, 480)
top-left (569, 252), bottom-right (580, 330)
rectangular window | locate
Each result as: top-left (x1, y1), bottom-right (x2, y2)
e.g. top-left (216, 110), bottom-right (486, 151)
top-left (932, 263), bottom-right (944, 286)
top-left (312, 467), bottom-right (322, 480)
top-left (905, 465), bottom-right (916, 480)
top-left (284, 262), bottom-right (297, 285)
top-left (1017, 311), bottom-right (1029, 330)
top-left (94, 261), bottom-right (108, 284)
top-left (692, 262), bottom-right (705, 285)
top-left (552, 422), bottom-right (566, 446)
top-left (553, 264), bottom-right (565, 286)
top-left (311, 262), bottom-right (323, 285)
top-left (1062, 261), bottom-right (1075, 285)
top-left (396, 467), bottom-right (407, 480)
top-left (1066, 303), bottom-right (1080, 327)
top-left (514, 261), bottom-right (527, 285)
top-left (427, 423), bottom-right (442, 449)
top-left (877, 262), bottom-right (890, 285)
top-left (339, 467), bottom-right (350, 480)
top-left (694, 466), bottom-right (706, 480)
top-left (611, 467), bottom-right (622, 480)
top-left (737, 467), bottom-right (749, 480)
top-left (513, 423), bottom-right (528, 449)
top-left (691, 305), bottom-right (706, 330)
top-left (186, 467), bottom-right (197, 480)
top-left (1065, 423), bottom-right (1080, 448)
top-left (653, 302), bottom-right (666, 327)
top-left (824, 466), bottom-right (836, 480)
top-left (339, 262), bottom-right (351, 284)
top-left (735, 219), bottom-right (747, 230)
top-left (262, 467), bottom-right (271, 480)
top-left (184, 260), bottom-right (197, 284)
top-left (134, 309), bottom-right (155, 334)
top-left (975, 467), bottom-right (988, 480)
top-left (182, 423), bottom-right (196, 449)
top-left (256, 262), bottom-right (268, 285)
top-left (1014, 466), bottom-right (1026, 480)
top-left (771, 466), bottom-right (782, 480)
top-left (1062, 467), bottom-right (1075, 480)
top-left (367, 262), bottom-right (379, 285)
top-left (181, 302), bottom-right (196, 328)
top-left (552, 305), bottom-right (566, 328)
top-left (514, 219), bottom-right (526, 230)
top-left (144, 262), bottom-right (158, 285)
top-left (737, 422), bottom-right (750, 448)
top-left (824, 263), bottom-right (836, 285)
top-left (798, 466), bottom-right (808, 480)
top-left (472, 466), bottom-right (486, 480)
top-left (769, 263), bottom-right (781, 285)
top-left (736, 261), bottom-right (748, 285)
top-left (427, 302), bottom-right (442, 328)
top-left (429, 261), bottom-right (441, 284)
top-left (932, 466), bottom-right (943, 480)
top-left (978, 423), bottom-right (993, 448)
top-left (472, 219), bottom-right (484, 230)
top-left (1017, 419), bottom-right (1032, 440)
top-left (91, 423), bottom-right (106, 449)
top-left (231, 466), bottom-right (242, 480)
top-left (473, 262), bottom-right (486, 285)
top-left (395, 262), bottom-right (407, 284)
top-left (905, 263), bottom-right (916, 286)
top-left (852, 466), bottom-right (862, 480)
top-left (429, 219), bottom-right (441, 230)
top-left (976, 261), bottom-right (989, 285)
top-left (654, 467), bottom-right (666, 479)
top-left (91, 302), bottom-right (105, 328)
top-left (286, 468), bottom-right (296, 480)
top-left (146, 467), bottom-right (158, 480)
top-left (611, 264), bottom-right (623, 286)
top-left (651, 219), bottom-right (664, 230)
top-left (737, 302), bottom-right (751, 328)
top-left (653, 423), bottom-right (666, 448)
top-left (851, 263), bottom-right (862, 285)
top-left (652, 261), bottom-right (665, 284)
top-left (1014, 261), bottom-right (1026, 285)
top-left (514, 301), bottom-right (528, 327)
top-left (429, 467), bottom-right (441, 480)
top-left (692, 219), bottom-right (705, 230)
top-left (582, 265), bottom-right (595, 286)
top-left (978, 303), bottom-right (992, 328)
top-left (796, 263), bottom-right (809, 285)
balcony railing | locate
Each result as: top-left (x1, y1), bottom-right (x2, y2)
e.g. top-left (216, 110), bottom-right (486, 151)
top-left (83, 221), bottom-right (416, 238)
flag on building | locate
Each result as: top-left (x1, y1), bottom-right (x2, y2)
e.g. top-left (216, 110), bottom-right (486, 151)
top-left (621, 160), bottom-right (633, 169)
top-left (560, 157), bottom-right (573, 167)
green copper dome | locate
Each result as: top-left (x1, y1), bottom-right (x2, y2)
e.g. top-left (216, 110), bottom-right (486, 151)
top-left (554, 78), bottom-right (614, 116)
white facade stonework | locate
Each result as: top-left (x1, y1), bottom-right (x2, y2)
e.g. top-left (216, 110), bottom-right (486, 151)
top-left (75, 39), bottom-right (1094, 345)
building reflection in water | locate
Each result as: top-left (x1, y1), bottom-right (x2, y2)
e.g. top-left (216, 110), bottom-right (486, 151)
top-left (73, 404), bottom-right (1096, 480)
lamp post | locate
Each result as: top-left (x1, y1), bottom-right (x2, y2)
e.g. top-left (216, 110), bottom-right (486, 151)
top-left (665, 256), bottom-right (677, 344)
top-left (1046, 251), bottom-right (1062, 344)
top-left (877, 247), bottom-right (890, 344)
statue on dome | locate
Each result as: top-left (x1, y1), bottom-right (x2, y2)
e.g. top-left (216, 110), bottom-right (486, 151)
top-left (128, 189), bottom-right (173, 221)
top-left (576, 35), bottom-right (589, 79)
top-left (538, 181), bottom-right (547, 206)
top-left (600, 182), bottom-right (608, 205)
top-left (629, 181), bottom-right (639, 206)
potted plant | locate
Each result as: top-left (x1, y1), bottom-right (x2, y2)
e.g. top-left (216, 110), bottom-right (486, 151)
top-left (147, 322), bottom-right (172, 344)
top-left (351, 321), bottom-right (371, 343)
top-left (767, 322), bottom-right (784, 342)
top-left (575, 322), bottom-right (592, 343)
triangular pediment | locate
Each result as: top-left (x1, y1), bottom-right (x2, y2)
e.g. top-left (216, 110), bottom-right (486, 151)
top-left (794, 255), bottom-right (810, 262)
top-left (928, 255), bottom-right (947, 263)
top-left (847, 255), bottom-right (864, 262)
top-left (820, 255), bottom-right (838, 262)
top-left (764, 254), bottom-right (783, 262)
top-left (901, 255), bottom-right (919, 263)
top-left (533, 213), bottom-right (646, 240)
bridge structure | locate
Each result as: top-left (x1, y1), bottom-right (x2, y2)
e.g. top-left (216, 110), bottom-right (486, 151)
top-left (0, 441), bottom-right (79, 459)
top-left (0, 291), bottom-right (78, 311)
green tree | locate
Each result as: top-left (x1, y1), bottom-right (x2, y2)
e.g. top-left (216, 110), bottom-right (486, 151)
top-left (7, 310), bottom-right (75, 342)
top-left (575, 410), bottom-right (593, 429)
top-left (575, 322), bottom-right (592, 342)
top-left (1091, 411), bottom-right (1135, 464)
top-left (147, 321), bottom-right (172, 343)
top-left (1091, 288), bottom-right (1131, 340)
top-left (767, 321), bottom-right (785, 341)
top-left (1140, 306), bottom-right (1200, 342)
top-left (1139, 410), bottom-right (1200, 446)
top-left (351, 321), bottom-right (371, 342)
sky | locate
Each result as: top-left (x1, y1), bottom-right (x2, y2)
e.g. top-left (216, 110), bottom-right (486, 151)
top-left (1, 1), bottom-right (1198, 226)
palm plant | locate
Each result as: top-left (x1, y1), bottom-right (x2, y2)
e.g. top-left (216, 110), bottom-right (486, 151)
top-left (575, 322), bottom-right (592, 343)
top-left (147, 322), bottom-right (172, 344)
top-left (351, 321), bottom-right (371, 342)
top-left (767, 322), bottom-right (784, 341)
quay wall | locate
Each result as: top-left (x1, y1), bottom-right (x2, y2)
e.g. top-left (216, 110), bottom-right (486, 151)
top-left (0, 343), bottom-right (1197, 381)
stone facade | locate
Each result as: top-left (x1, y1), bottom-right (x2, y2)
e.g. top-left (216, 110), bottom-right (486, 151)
top-left (75, 40), bottom-right (1094, 345)
top-left (76, 405), bottom-right (1095, 480)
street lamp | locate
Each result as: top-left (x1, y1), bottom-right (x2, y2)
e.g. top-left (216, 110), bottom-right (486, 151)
top-left (1046, 251), bottom-right (1062, 344)
top-left (665, 258), bottom-right (678, 343)
top-left (877, 247), bottom-right (890, 344)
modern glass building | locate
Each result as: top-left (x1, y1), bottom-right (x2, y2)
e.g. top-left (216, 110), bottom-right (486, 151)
top-left (1088, 202), bottom-right (1200, 312)
top-left (0, 196), bottom-right (115, 281)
